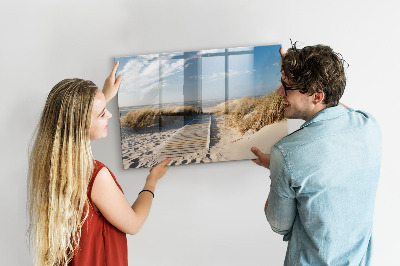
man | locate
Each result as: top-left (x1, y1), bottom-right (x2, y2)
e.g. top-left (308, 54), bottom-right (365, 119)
top-left (252, 44), bottom-right (381, 265)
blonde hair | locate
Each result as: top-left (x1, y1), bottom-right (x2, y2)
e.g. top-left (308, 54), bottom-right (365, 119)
top-left (28, 79), bottom-right (98, 265)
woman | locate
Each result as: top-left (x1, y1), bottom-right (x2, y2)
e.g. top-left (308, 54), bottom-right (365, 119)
top-left (27, 62), bottom-right (170, 266)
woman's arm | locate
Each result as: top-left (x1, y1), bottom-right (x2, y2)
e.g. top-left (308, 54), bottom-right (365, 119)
top-left (91, 158), bottom-right (170, 235)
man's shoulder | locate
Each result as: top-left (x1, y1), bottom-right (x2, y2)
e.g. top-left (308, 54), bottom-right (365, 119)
top-left (272, 129), bottom-right (309, 158)
top-left (348, 109), bottom-right (380, 127)
top-left (338, 108), bottom-right (381, 139)
top-left (273, 107), bottom-right (381, 157)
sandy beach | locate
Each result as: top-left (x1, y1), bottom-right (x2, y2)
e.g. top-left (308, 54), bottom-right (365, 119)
top-left (208, 115), bottom-right (287, 162)
top-left (120, 111), bottom-right (287, 169)
top-left (120, 117), bottom-right (184, 169)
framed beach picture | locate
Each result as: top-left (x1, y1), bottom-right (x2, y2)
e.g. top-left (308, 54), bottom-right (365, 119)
top-left (115, 44), bottom-right (288, 169)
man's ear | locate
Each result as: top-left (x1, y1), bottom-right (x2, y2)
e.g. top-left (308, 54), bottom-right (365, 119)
top-left (313, 92), bottom-right (325, 104)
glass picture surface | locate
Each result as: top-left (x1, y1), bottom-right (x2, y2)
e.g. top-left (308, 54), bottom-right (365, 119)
top-left (115, 44), bottom-right (287, 169)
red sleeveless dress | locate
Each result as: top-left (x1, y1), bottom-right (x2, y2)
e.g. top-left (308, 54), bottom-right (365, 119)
top-left (69, 160), bottom-right (128, 266)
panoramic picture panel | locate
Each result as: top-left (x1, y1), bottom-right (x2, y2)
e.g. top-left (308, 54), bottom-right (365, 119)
top-left (116, 44), bottom-right (287, 169)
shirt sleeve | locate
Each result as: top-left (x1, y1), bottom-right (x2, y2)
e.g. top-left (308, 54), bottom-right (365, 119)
top-left (266, 145), bottom-right (297, 241)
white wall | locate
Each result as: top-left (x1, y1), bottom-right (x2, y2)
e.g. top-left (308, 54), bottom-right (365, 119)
top-left (1, 0), bottom-right (399, 265)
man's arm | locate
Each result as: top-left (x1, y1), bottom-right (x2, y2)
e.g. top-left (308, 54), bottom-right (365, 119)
top-left (266, 189), bottom-right (296, 238)
top-left (265, 146), bottom-right (297, 239)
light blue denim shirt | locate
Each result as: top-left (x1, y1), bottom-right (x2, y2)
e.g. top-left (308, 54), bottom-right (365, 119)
top-left (266, 105), bottom-right (382, 266)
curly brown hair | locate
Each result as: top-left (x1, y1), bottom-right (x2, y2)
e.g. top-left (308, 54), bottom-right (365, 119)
top-left (281, 42), bottom-right (347, 107)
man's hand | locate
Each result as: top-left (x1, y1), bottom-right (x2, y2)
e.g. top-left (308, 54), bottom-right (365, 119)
top-left (339, 102), bottom-right (349, 109)
top-left (103, 61), bottom-right (123, 103)
top-left (251, 147), bottom-right (271, 169)
top-left (279, 46), bottom-right (285, 58)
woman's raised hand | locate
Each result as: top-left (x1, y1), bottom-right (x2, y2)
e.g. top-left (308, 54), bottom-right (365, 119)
top-left (103, 61), bottom-right (123, 103)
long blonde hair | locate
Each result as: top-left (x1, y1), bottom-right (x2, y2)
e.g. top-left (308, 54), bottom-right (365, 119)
top-left (28, 79), bottom-right (98, 265)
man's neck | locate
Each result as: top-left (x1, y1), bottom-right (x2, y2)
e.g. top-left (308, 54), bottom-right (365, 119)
top-left (304, 104), bottom-right (327, 121)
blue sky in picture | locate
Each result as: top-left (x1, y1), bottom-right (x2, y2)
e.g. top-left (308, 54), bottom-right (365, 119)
top-left (115, 44), bottom-right (282, 108)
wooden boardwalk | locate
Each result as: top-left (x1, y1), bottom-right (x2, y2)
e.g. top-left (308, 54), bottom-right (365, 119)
top-left (155, 114), bottom-right (211, 159)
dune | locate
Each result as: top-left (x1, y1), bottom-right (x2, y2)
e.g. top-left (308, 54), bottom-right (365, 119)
top-left (209, 120), bottom-right (288, 162)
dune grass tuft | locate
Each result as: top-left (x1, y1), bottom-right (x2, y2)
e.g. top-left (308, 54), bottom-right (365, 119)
top-left (212, 91), bottom-right (285, 134)
top-left (120, 106), bottom-right (202, 128)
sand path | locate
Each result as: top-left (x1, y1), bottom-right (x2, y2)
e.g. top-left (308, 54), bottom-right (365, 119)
top-left (120, 113), bottom-right (287, 169)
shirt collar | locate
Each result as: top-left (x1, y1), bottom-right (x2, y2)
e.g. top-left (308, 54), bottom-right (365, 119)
top-left (300, 105), bottom-right (349, 129)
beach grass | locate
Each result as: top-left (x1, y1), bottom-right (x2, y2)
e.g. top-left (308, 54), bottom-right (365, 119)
top-left (212, 91), bottom-right (285, 134)
top-left (120, 106), bottom-right (202, 128)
